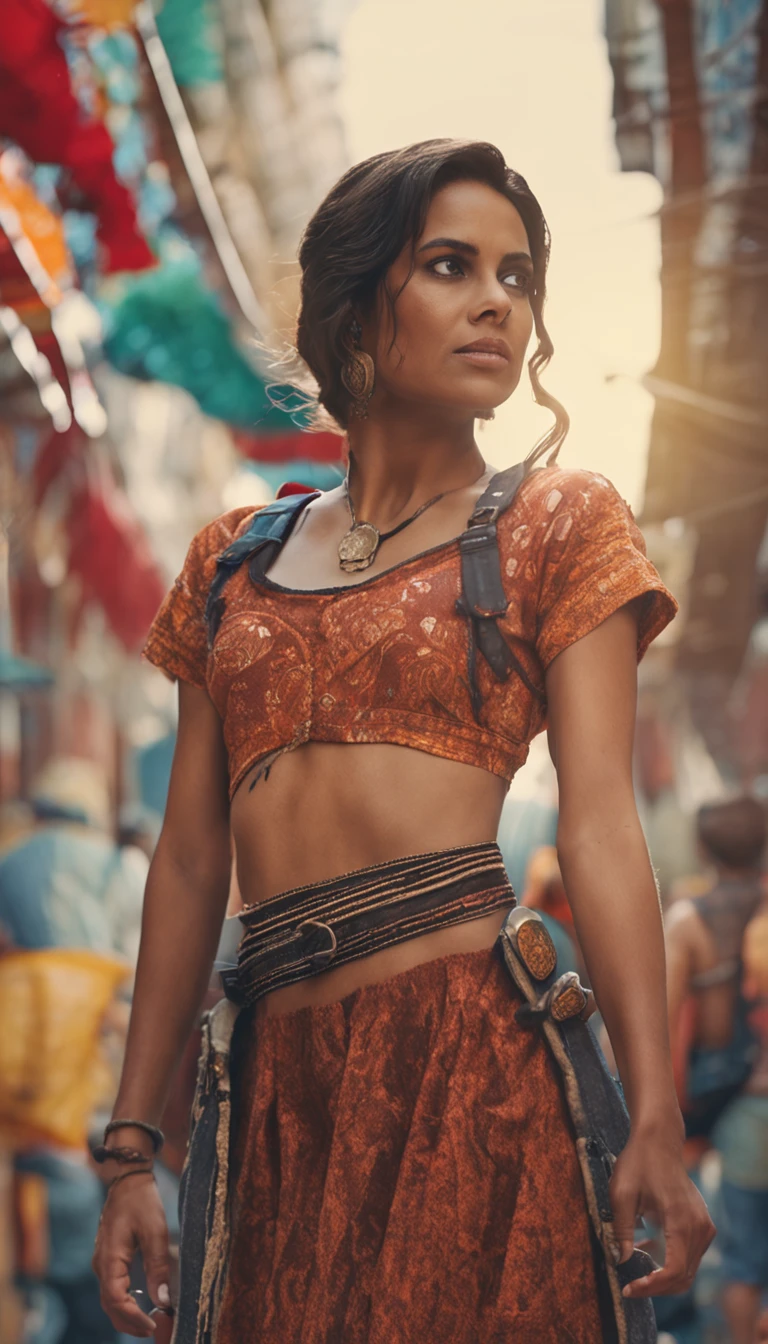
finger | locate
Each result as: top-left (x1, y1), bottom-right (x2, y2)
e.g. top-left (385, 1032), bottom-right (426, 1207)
top-left (149, 1307), bottom-right (175, 1344)
top-left (139, 1223), bottom-right (172, 1312)
top-left (609, 1181), bottom-right (640, 1264)
top-left (99, 1256), bottom-right (156, 1336)
top-left (623, 1229), bottom-right (690, 1299)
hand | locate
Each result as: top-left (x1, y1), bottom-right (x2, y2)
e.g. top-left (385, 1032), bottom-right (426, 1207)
top-left (609, 1124), bottom-right (714, 1299)
top-left (92, 1171), bottom-right (171, 1337)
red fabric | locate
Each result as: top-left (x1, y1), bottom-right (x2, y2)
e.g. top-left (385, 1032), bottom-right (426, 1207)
top-left (234, 428), bottom-right (345, 464)
top-left (218, 947), bottom-right (602, 1343)
top-left (33, 424), bottom-right (83, 505)
top-left (0, 0), bottom-right (153, 274)
top-left (67, 478), bottom-right (166, 652)
top-left (275, 481), bottom-right (318, 498)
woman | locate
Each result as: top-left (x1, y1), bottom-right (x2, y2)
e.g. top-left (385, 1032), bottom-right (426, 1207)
top-left (92, 139), bottom-right (713, 1342)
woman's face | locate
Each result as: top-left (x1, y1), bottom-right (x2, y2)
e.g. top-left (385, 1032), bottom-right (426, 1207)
top-left (362, 178), bottom-right (535, 419)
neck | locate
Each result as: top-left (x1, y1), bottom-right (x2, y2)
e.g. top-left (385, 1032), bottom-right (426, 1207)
top-left (345, 406), bottom-right (486, 526)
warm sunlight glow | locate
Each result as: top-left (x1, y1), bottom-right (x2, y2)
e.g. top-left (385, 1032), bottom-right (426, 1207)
top-left (339, 0), bottom-right (663, 510)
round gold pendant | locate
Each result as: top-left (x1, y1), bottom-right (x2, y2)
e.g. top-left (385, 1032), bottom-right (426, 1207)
top-left (338, 522), bottom-right (380, 572)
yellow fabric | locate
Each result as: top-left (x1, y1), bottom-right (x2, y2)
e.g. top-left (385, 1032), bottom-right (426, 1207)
top-left (0, 949), bottom-right (129, 1151)
top-left (65, 0), bottom-right (137, 26)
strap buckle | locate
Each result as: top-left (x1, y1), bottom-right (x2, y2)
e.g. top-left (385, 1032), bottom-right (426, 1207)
top-left (468, 504), bottom-right (500, 527)
top-left (296, 919), bottom-right (338, 968)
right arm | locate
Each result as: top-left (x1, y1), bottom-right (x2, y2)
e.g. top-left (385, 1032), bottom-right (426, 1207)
top-left (93, 681), bottom-right (232, 1337)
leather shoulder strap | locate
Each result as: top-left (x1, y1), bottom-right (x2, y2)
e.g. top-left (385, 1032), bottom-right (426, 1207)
top-left (205, 491), bottom-right (319, 644)
top-left (456, 461), bottom-right (544, 716)
top-left (468, 460), bottom-right (528, 530)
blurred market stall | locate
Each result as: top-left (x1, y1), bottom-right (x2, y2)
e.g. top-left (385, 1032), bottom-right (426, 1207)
top-left (605, 0), bottom-right (768, 799)
top-left (0, 0), bottom-right (352, 1338)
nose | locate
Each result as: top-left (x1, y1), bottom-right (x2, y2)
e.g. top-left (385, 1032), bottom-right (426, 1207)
top-left (470, 271), bottom-right (513, 325)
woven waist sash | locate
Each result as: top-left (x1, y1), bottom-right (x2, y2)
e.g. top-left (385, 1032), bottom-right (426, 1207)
top-left (221, 841), bottom-right (515, 1007)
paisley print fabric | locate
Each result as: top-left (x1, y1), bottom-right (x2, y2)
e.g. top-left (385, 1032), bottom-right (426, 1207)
top-left (143, 466), bottom-right (677, 799)
top-left (216, 944), bottom-right (604, 1344)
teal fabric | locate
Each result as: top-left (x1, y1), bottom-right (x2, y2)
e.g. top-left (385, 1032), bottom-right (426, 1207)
top-left (720, 1179), bottom-right (768, 1284)
top-left (496, 797), bottom-right (558, 897)
top-left (155, 0), bottom-right (224, 87)
top-left (249, 461), bottom-right (344, 494)
top-left (713, 1093), bottom-right (768, 1189)
top-left (538, 911), bottom-right (578, 977)
top-left (0, 826), bottom-right (144, 960)
top-left (100, 250), bottom-right (312, 432)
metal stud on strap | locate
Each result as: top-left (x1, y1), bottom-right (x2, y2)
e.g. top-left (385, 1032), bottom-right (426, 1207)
top-left (503, 908), bottom-right (558, 981)
top-left (516, 972), bottom-right (596, 1026)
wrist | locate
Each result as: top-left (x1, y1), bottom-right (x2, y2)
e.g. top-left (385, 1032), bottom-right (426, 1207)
top-left (629, 1103), bottom-right (684, 1145)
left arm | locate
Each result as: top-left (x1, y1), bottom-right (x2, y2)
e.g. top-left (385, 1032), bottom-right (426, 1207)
top-left (547, 601), bottom-right (714, 1298)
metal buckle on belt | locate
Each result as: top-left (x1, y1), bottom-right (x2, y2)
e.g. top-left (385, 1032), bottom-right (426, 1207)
top-left (297, 919), bottom-right (338, 968)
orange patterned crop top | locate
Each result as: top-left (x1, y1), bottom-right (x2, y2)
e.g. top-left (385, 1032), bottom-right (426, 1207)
top-left (143, 466), bottom-right (678, 800)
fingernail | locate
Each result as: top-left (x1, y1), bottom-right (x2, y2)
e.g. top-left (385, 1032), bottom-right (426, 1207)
top-left (608, 1240), bottom-right (621, 1266)
top-left (157, 1284), bottom-right (171, 1307)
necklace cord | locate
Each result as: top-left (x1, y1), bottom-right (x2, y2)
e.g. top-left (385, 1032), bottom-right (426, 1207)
top-left (343, 468), bottom-right (487, 543)
top-left (344, 478), bottom-right (449, 541)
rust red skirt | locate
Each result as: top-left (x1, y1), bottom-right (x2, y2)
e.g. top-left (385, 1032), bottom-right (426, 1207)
top-left (216, 943), bottom-right (602, 1343)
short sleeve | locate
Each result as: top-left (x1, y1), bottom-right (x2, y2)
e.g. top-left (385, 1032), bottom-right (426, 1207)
top-left (142, 507), bottom-right (257, 689)
top-left (532, 469), bottom-right (678, 670)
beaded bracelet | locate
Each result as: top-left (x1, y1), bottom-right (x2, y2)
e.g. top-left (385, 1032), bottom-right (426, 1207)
top-left (104, 1118), bottom-right (165, 1153)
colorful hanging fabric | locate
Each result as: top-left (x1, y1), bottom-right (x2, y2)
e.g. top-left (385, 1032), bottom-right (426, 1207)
top-left (33, 426), bottom-right (165, 650)
top-left (154, 0), bottom-right (224, 88)
top-left (0, 217), bottom-right (74, 413)
top-left (0, 156), bottom-right (72, 295)
top-left (63, 0), bottom-right (138, 29)
top-left (233, 428), bottom-right (345, 466)
top-left (0, 0), bottom-right (153, 274)
top-left (101, 253), bottom-right (311, 430)
top-left (67, 471), bottom-right (166, 651)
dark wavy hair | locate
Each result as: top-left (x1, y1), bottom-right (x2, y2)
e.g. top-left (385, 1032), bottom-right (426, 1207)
top-left (295, 138), bottom-right (568, 466)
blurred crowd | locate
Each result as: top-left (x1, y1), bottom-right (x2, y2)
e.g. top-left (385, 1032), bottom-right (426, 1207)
top-left (0, 755), bottom-right (198, 1344)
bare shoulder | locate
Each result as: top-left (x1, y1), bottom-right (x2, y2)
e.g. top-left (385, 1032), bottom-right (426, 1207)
top-left (665, 897), bottom-right (716, 967)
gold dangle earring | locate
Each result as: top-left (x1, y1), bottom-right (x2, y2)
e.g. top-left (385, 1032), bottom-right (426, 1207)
top-left (340, 319), bottom-right (375, 418)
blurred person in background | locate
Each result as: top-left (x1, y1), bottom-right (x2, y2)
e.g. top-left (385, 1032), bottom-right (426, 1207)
top-left (0, 758), bottom-right (145, 1344)
top-left (0, 758), bottom-right (144, 962)
top-left (665, 796), bottom-right (768, 1344)
top-left (715, 875), bottom-right (768, 1344)
top-left (93, 140), bottom-right (711, 1344)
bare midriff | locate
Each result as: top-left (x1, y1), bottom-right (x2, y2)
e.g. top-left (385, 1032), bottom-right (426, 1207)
top-left (229, 740), bottom-right (512, 1018)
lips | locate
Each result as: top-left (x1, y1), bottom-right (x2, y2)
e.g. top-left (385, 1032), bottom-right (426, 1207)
top-left (454, 338), bottom-right (511, 364)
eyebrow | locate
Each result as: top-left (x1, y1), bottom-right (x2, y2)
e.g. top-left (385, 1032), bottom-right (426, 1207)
top-left (416, 237), bottom-right (533, 268)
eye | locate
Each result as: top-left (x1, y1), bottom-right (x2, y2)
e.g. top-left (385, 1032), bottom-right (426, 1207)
top-left (428, 256), bottom-right (465, 277)
top-left (504, 271), bottom-right (532, 293)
